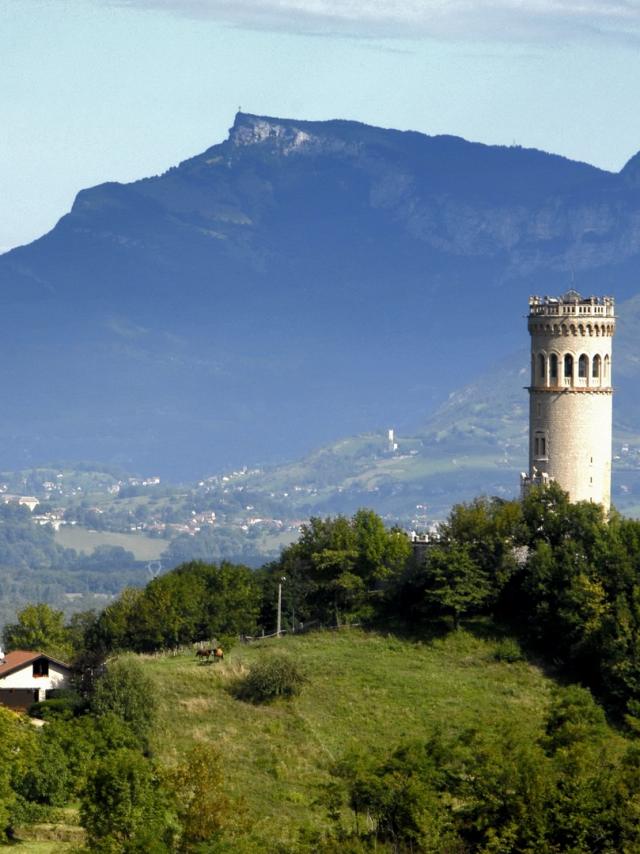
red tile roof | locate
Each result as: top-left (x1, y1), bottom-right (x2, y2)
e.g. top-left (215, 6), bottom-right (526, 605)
top-left (2, 651), bottom-right (40, 669)
top-left (0, 650), bottom-right (70, 680)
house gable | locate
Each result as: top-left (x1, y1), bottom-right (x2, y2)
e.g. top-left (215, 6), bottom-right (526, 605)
top-left (0, 651), bottom-right (71, 703)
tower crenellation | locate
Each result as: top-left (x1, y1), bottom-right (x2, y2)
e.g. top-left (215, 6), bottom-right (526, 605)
top-left (521, 290), bottom-right (615, 512)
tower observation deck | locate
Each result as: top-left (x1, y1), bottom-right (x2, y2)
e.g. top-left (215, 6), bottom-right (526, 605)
top-left (521, 291), bottom-right (615, 512)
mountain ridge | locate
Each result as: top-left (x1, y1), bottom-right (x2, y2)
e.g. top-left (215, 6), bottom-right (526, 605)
top-left (1, 112), bottom-right (640, 480)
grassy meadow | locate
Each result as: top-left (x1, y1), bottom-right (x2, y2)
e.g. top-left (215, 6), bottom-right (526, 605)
top-left (54, 527), bottom-right (166, 561)
top-left (11, 626), bottom-right (631, 851)
top-left (141, 626), bottom-right (618, 850)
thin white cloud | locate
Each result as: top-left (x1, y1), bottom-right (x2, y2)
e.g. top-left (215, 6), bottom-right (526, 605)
top-left (107, 0), bottom-right (640, 42)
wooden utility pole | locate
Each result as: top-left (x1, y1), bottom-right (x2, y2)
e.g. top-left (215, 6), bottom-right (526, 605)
top-left (276, 576), bottom-right (286, 637)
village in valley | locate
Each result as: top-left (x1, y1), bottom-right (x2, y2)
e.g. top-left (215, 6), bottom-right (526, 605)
top-left (0, 432), bottom-right (640, 572)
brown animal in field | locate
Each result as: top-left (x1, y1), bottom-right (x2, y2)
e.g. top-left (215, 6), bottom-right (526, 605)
top-left (196, 648), bottom-right (212, 660)
top-left (213, 647), bottom-right (224, 661)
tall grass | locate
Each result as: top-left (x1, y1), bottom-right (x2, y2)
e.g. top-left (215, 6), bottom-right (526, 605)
top-left (142, 626), bottom-right (584, 850)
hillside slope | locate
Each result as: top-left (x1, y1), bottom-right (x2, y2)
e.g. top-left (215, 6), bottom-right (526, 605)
top-left (141, 628), bottom-right (627, 851)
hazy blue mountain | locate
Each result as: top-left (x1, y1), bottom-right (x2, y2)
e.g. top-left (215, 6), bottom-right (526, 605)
top-left (235, 301), bottom-right (640, 523)
top-left (2, 112), bottom-right (640, 479)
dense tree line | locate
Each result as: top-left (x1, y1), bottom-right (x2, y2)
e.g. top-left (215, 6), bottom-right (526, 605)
top-left (0, 504), bottom-right (74, 572)
top-left (389, 483), bottom-right (640, 718)
top-left (84, 560), bottom-right (262, 655)
top-left (258, 509), bottom-right (411, 630)
top-left (0, 503), bottom-right (147, 629)
top-left (161, 527), bottom-right (269, 569)
top-left (7, 491), bottom-right (640, 717)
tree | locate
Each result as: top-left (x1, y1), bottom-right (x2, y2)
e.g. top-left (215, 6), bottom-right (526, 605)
top-left (80, 748), bottom-right (175, 852)
top-left (38, 713), bottom-right (141, 798)
top-left (87, 588), bottom-right (146, 656)
top-left (2, 603), bottom-right (72, 660)
top-left (15, 733), bottom-right (72, 807)
top-left (440, 496), bottom-right (523, 589)
top-left (0, 707), bottom-right (37, 840)
top-left (87, 561), bottom-right (261, 655)
top-left (90, 658), bottom-right (156, 749)
top-left (424, 543), bottom-right (493, 628)
top-left (66, 609), bottom-right (99, 660)
top-left (200, 560), bottom-right (262, 640)
top-left (165, 744), bottom-right (236, 851)
top-left (271, 510), bottom-right (411, 627)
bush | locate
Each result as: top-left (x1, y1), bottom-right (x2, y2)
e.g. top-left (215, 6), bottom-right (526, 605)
top-left (29, 690), bottom-right (87, 720)
top-left (90, 658), bottom-right (156, 749)
top-left (232, 655), bottom-right (307, 704)
top-left (80, 748), bottom-right (175, 852)
top-left (10, 798), bottom-right (69, 826)
top-left (164, 744), bottom-right (236, 848)
top-left (15, 737), bottom-right (72, 806)
top-left (492, 637), bottom-right (524, 663)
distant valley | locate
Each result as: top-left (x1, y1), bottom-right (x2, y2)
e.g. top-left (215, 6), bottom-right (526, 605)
top-left (2, 112), bottom-right (640, 625)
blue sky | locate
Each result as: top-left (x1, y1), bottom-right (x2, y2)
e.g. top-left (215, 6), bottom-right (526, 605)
top-left (2, 0), bottom-right (640, 251)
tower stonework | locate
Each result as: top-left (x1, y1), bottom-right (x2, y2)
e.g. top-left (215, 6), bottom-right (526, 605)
top-left (521, 291), bottom-right (615, 512)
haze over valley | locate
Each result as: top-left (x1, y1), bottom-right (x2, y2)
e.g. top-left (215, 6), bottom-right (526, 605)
top-left (3, 112), bottom-right (640, 483)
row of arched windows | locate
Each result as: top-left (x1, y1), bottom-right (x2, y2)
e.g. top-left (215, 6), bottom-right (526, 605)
top-left (533, 351), bottom-right (610, 386)
top-left (530, 322), bottom-right (614, 337)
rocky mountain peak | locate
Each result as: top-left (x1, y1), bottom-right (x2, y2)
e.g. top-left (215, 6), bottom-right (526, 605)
top-left (228, 112), bottom-right (359, 157)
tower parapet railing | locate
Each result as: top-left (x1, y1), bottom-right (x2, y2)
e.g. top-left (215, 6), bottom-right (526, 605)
top-left (529, 293), bottom-right (615, 318)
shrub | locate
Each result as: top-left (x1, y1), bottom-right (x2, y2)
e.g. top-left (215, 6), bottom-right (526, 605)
top-left (80, 748), bottom-right (176, 852)
top-left (492, 637), bottom-right (524, 663)
top-left (164, 744), bottom-right (236, 848)
top-left (90, 658), bottom-right (156, 749)
top-left (15, 736), bottom-right (72, 806)
top-left (29, 690), bottom-right (87, 720)
top-left (232, 655), bottom-right (307, 704)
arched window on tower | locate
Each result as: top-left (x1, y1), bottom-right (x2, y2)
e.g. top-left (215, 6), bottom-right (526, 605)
top-left (537, 353), bottom-right (545, 382)
top-left (604, 354), bottom-right (610, 379)
top-left (564, 354), bottom-right (573, 383)
top-left (592, 354), bottom-right (601, 379)
top-left (550, 353), bottom-right (558, 384)
top-left (534, 432), bottom-right (547, 459)
top-left (578, 354), bottom-right (588, 379)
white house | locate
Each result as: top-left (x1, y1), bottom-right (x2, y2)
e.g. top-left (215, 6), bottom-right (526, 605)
top-left (0, 650), bottom-right (71, 711)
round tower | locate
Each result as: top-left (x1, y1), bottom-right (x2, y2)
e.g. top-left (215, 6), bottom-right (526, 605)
top-left (521, 291), bottom-right (615, 512)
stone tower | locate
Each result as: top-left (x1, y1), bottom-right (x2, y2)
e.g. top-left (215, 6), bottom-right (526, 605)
top-left (521, 291), bottom-right (615, 512)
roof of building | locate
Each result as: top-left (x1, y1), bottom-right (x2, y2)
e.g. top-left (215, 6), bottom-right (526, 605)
top-left (0, 650), bottom-right (71, 680)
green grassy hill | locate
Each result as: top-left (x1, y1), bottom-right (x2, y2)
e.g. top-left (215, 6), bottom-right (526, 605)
top-left (136, 627), bottom-right (626, 851)
top-left (11, 625), bottom-right (632, 852)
